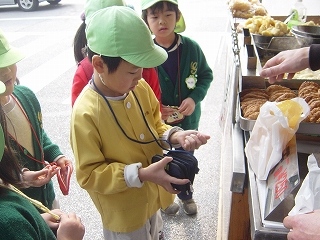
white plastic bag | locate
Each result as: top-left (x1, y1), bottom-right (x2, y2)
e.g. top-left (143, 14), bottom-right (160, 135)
top-left (289, 153), bottom-right (320, 216)
top-left (245, 97), bottom-right (309, 180)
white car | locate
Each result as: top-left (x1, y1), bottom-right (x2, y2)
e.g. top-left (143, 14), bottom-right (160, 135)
top-left (0, 0), bottom-right (61, 11)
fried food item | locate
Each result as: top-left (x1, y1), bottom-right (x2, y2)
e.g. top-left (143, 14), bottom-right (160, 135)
top-left (243, 15), bottom-right (289, 36)
top-left (299, 81), bottom-right (319, 91)
top-left (309, 107), bottom-right (320, 123)
top-left (274, 93), bottom-right (297, 102)
top-left (240, 88), bottom-right (268, 120)
top-left (240, 82), bottom-right (320, 122)
top-left (267, 85), bottom-right (297, 102)
top-left (304, 93), bottom-right (319, 103)
top-left (229, 0), bottom-right (267, 19)
top-left (241, 85), bottom-right (297, 120)
top-left (298, 81), bottom-right (320, 123)
top-left (240, 92), bottom-right (269, 101)
top-left (242, 100), bottom-right (266, 120)
top-left (266, 84), bottom-right (291, 94)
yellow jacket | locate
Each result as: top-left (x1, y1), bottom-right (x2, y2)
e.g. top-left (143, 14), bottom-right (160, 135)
top-left (70, 80), bottom-right (175, 233)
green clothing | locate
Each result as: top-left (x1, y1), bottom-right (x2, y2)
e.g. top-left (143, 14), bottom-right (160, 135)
top-left (10, 85), bottom-right (63, 209)
top-left (71, 80), bottom-right (175, 233)
top-left (0, 189), bottom-right (56, 240)
top-left (157, 34), bottom-right (213, 130)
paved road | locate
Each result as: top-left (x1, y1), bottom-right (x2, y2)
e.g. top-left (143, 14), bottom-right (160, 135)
top-left (0, 1), bottom-right (229, 239)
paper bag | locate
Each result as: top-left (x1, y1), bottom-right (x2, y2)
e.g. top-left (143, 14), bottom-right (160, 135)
top-left (245, 97), bottom-right (309, 180)
top-left (289, 153), bottom-right (320, 216)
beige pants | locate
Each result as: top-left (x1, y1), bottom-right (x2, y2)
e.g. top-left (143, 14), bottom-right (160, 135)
top-left (103, 210), bottom-right (163, 240)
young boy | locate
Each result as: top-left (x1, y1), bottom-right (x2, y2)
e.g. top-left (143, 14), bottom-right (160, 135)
top-left (141, 0), bottom-right (214, 215)
top-left (70, 6), bottom-right (210, 240)
top-left (0, 29), bottom-right (73, 210)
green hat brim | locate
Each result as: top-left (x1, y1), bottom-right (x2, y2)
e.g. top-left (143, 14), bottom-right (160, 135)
top-left (122, 44), bottom-right (167, 68)
top-left (0, 46), bottom-right (25, 68)
top-left (175, 13), bottom-right (185, 33)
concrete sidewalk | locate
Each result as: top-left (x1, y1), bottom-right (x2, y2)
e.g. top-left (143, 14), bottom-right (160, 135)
top-left (51, 1), bottom-right (230, 239)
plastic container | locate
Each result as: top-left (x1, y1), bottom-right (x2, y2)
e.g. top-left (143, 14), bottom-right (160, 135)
top-left (291, 0), bottom-right (307, 23)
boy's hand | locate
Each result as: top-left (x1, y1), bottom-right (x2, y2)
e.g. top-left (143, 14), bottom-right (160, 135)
top-left (22, 165), bottom-right (60, 187)
top-left (170, 130), bottom-right (210, 151)
top-left (179, 97), bottom-right (195, 116)
top-left (138, 156), bottom-right (189, 194)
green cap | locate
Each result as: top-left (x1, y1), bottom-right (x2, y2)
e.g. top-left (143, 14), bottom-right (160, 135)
top-left (85, 0), bottom-right (126, 23)
top-left (140, 0), bottom-right (186, 33)
top-left (86, 6), bottom-right (167, 68)
top-left (0, 29), bottom-right (25, 68)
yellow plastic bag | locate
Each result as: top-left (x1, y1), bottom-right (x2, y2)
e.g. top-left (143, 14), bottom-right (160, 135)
top-left (245, 97), bottom-right (309, 180)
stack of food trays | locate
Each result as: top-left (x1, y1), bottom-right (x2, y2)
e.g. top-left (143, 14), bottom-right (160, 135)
top-left (239, 80), bottom-right (320, 135)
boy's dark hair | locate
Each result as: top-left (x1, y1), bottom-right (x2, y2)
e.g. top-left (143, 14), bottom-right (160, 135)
top-left (87, 48), bottom-right (122, 74)
top-left (73, 21), bottom-right (87, 64)
top-left (141, 1), bottom-right (180, 24)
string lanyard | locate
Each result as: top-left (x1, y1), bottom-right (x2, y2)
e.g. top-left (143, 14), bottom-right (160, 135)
top-left (92, 79), bottom-right (171, 150)
top-left (177, 35), bottom-right (182, 105)
top-left (0, 183), bottom-right (60, 221)
top-left (8, 95), bottom-right (46, 165)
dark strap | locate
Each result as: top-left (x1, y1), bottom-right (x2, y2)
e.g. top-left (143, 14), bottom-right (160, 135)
top-left (309, 44), bottom-right (320, 71)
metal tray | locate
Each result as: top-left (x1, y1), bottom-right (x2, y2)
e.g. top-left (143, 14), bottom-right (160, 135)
top-left (240, 109), bottom-right (320, 135)
top-left (238, 87), bottom-right (320, 135)
top-left (253, 36), bottom-right (301, 63)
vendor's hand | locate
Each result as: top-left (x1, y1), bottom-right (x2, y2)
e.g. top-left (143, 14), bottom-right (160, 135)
top-left (161, 105), bottom-right (177, 121)
top-left (56, 157), bottom-right (73, 177)
top-left (170, 130), bottom-right (210, 151)
top-left (138, 156), bottom-right (189, 194)
top-left (283, 210), bottom-right (320, 240)
top-left (56, 213), bottom-right (85, 240)
top-left (41, 209), bottom-right (63, 230)
top-left (22, 165), bottom-right (60, 187)
top-left (179, 97), bottom-right (195, 116)
top-left (260, 47), bottom-right (310, 84)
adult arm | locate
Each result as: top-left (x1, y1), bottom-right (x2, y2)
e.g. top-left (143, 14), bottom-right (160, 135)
top-left (260, 44), bottom-right (320, 83)
top-left (309, 44), bottom-right (320, 71)
top-left (283, 210), bottom-right (320, 240)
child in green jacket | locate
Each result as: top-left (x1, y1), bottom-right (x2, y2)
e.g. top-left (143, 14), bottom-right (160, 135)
top-left (0, 28), bottom-right (73, 210)
top-left (0, 101), bottom-right (84, 239)
top-left (141, 0), bottom-right (213, 215)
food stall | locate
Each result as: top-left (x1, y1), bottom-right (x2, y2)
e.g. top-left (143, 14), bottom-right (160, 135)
top-left (218, 1), bottom-right (320, 239)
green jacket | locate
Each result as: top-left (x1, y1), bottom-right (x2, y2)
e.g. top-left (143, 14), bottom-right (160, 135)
top-left (11, 85), bottom-right (63, 209)
top-left (0, 189), bottom-right (56, 239)
top-left (157, 35), bottom-right (213, 130)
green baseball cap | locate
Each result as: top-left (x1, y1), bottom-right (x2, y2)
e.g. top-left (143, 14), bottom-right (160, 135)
top-left (0, 29), bottom-right (25, 68)
top-left (141, 0), bottom-right (186, 33)
top-left (85, 0), bottom-right (126, 23)
top-left (86, 6), bottom-right (168, 68)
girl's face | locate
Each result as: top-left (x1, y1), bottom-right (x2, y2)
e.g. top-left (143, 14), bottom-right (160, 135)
top-left (99, 59), bottom-right (142, 97)
top-left (0, 64), bottom-right (16, 97)
top-left (146, 2), bottom-right (178, 38)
